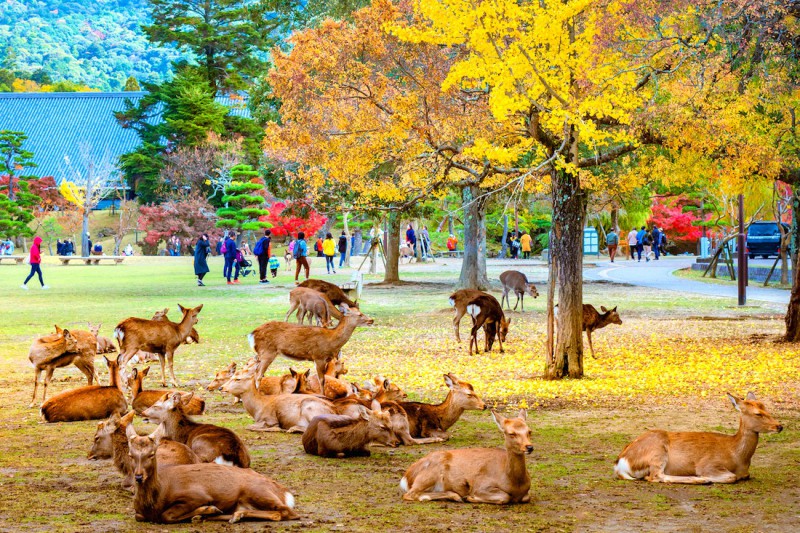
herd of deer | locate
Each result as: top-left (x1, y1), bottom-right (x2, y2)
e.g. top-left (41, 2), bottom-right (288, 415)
top-left (24, 273), bottom-right (783, 523)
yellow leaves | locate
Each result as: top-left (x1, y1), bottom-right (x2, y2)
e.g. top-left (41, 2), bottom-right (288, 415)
top-left (58, 180), bottom-right (85, 207)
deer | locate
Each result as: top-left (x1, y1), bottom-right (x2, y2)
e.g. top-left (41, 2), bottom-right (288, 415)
top-left (285, 287), bottom-right (343, 327)
top-left (398, 374), bottom-right (486, 441)
top-left (29, 327), bottom-right (82, 406)
top-left (127, 366), bottom-right (205, 415)
top-left (400, 409), bottom-right (533, 504)
top-left (499, 270), bottom-right (539, 312)
top-left (614, 392), bottom-right (783, 484)
top-left (302, 401), bottom-right (399, 457)
top-left (582, 304), bottom-right (622, 359)
top-left (125, 310), bottom-right (200, 369)
top-left (208, 362), bottom-right (238, 392)
top-left (142, 392), bottom-right (250, 467)
top-left (40, 355), bottom-right (127, 423)
top-left (220, 368), bottom-right (336, 432)
top-left (88, 411), bottom-right (199, 492)
top-left (248, 304), bottom-right (373, 392)
top-left (449, 289), bottom-right (494, 342)
top-left (126, 423), bottom-right (298, 523)
top-left (293, 362), bottom-right (353, 399)
top-left (89, 323), bottom-right (118, 354)
top-left (298, 278), bottom-right (359, 308)
top-left (115, 303), bottom-right (203, 387)
top-left (466, 295), bottom-right (511, 355)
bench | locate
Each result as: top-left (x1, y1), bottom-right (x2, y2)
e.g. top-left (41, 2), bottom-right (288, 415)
top-left (0, 255), bottom-right (25, 264)
top-left (59, 256), bottom-right (126, 265)
top-left (435, 250), bottom-right (463, 258)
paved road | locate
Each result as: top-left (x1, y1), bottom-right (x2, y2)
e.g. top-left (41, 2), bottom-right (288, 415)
top-left (583, 256), bottom-right (790, 304)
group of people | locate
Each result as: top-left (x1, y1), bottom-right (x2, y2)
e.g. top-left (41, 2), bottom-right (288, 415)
top-left (406, 223), bottom-right (433, 259)
top-left (311, 231), bottom-right (348, 274)
top-left (1, 238), bottom-right (15, 255)
top-left (605, 226), bottom-right (668, 263)
top-left (507, 231), bottom-right (533, 259)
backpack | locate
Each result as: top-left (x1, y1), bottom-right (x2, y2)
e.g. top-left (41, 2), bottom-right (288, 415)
top-left (253, 237), bottom-right (265, 256)
top-left (512, 239), bottom-right (521, 250)
top-left (221, 242), bottom-right (227, 254)
top-left (293, 240), bottom-right (305, 259)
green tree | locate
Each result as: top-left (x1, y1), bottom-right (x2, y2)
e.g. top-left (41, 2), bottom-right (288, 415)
top-left (0, 131), bottom-right (37, 202)
top-left (0, 131), bottom-right (41, 238)
top-left (215, 164), bottom-right (270, 233)
top-left (124, 76), bottom-right (141, 91)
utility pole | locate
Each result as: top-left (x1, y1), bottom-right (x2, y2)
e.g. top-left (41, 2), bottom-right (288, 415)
top-left (738, 194), bottom-right (746, 305)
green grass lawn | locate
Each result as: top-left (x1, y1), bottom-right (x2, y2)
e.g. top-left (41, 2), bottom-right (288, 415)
top-left (1, 257), bottom-right (798, 531)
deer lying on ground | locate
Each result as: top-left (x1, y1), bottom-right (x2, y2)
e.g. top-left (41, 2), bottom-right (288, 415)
top-left (88, 411), bottom-right (199, 491)
top-left (302, 401), bottom-right (399, 457)
top-left (298, 278), bottom-right (359, 308)
top-left (249, 304), bottom-right (373, 391)
top-left (40, 355), bottom-right (127, 422)
top-left (449, 289), bottom-right (497, 342)
top-left (127, 367), bottom-right (205, 415)
top-left (126, 423), bottom-right (298, 523)
top-left (398, 374), bottom-right (486, 441)
top-left (143, 392), bottom-right (250, 467)
top-left (499, 270), bottom-right (539, 312)
top-left (293, 363), bottom-right (353, 399)
top-left (89, 324), bottom-right (118, 354)
top-left (466, 295), bottom-right (511, 355)
top-left (400, 409), bottom-right (533, 503)
top-left (208, 362), bottom-right (238, 392)
top-left (220, 368), bottom-right (336, 432)
top-left (115, 304), bottom-right (203, 387)
top-left (582, 304), bottom-right (622, 359)
top-left (285, 287), bottom-right (343, 327)
top-left (615, 393), bottom-right (783, 484)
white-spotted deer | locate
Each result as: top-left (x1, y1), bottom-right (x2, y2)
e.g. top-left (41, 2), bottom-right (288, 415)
top-left (115, 304), bottom-right (203, 387)
top-left (40, 355), bottom-right (127, 422)
top-left (248, 304), bottom-right (373, 391)
top-left (499, 270), bottom-right (539, 312)
top-left (400, 409), bottom-right (533, 503)
top-left (128, 366), bottom-right (205, 415)
top-left (448, 289), bottom-right (488, 342)
top-left (285, 287), bottom-right (343, 327)
top-left (466, 295), bottom-right (511, 355)
top-left (615, 393), bottom-right (783, 484)
top-left (582, 304), bottom-right (622, 358)
top-left (301, 401), bottom-right (399, 457)
top-left (398, 374), bottom-right (486, 441)
top-left (126, 423), bottom-right (298, 523)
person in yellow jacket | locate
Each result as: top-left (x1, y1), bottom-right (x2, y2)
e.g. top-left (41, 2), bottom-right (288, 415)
top-left (322, 232), bottom-right (337, 274)
top-left (520, 231), bottom-right (533, 259)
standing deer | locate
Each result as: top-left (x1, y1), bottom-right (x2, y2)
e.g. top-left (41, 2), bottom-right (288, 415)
top-left (127, 366), bottom-right (205, 415)
top-left (248, 304), bottom-right (373, 391)
top-left (28, 326), bottom-right (84, 406)
top-left (499, 270), bottom-right (539, 312)
top-left (449, 289), bottom-right (497, 342)
top-left (615, 393), bottom-right (783, 484)
top-left (298, 278), bottom-right (359, 308)
top-left (466, 295), bottom-right (511, 354)
top-left (302, 401), bottom-right (399, 457)
top-left (126, 423), bottom-right (298, 523)
top-left (115, 304), bottom-right (203, 387)
top-left (399, 374), bottom-right (486, 441)
top-left (285, 287), bottom-right (343, 327)
top-left (400, 409), bottom-right (532, 503)
top-left (582, 304), bottom-right (622, 359)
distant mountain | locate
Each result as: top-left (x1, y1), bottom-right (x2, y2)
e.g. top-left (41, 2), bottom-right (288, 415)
top-left (0, 0), bottom-right (184, 91)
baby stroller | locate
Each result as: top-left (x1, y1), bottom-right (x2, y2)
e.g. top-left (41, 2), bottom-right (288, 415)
top-left (237, 251), bottom-right (256, 278)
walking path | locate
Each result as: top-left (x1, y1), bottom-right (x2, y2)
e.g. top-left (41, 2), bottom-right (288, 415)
top-left (583, 256), bottom-right (789, 304)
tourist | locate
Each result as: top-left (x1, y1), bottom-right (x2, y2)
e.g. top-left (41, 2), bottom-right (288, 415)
top-left (406, 223), bottom-right (416, 254)
top-left (323, 232), bottom-right (336, 274)
top-left (606, 228), bottom-right (619, 263)
top-left (520, 231), bottom-right (532, 259)
top-left (636, 226), bottom-right (647, 262)
top-left (447, 234), bottom-right (458, 253)
top-left (420, 225), bottom-right (431, 259)
top-left (642, 229), bottom-right (653, 262)
top-left (124, 243), bottom-right (134, 256)
top-left (509, 233), bottom-right (520, 259)
top-left (627, 228), bottom-right (638, 260)
top-left (338, 231), bottom-right (348, 268)
top-left (254, 229), bottom-right (271, 284)
top-left (294, 231), bottom-right (310, 283)
top-left (223, 231), bottom-right (240, 285)
top-left (216, 236), bottom-right (224, 256)
top-left (21, 236), bottom-right (47, 290)
top-left (269, 255), bottom-right (280, 278)
top-left (194, 233), bottom-right (211, 286)
top-left (56, 239), bottom-right (64, 256)
top-left (659, 228), bottom-right (668, 256)
top-left (651, 226), bottom-right (661, 261)
top-left (315, 235), bottom-right (324, 258)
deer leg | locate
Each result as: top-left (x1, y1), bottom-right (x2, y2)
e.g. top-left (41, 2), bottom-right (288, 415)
top-left (416, 491), bottom-right (464, 502)
top-left (75, 358), bottom-right (95, 386)
top-left (285, 302), bottom-right (299, 322)
top-left (42, 367), bottom-right (56, 404)
top-left (520, 293), bottom-right (525, 312)
top-left (255, 351), bottom-right (278, 381)
top-left (228, 510), bottom-right (286, 523)
top-left (466, 489), bottom-right (512, 505)
top-left (30, 368), bottom-right (42, 407)
top-left (453, 310), bottom-right (464, 343)
top-left (696, 467), bottom-right (738, 484)
top-left (167, 351), bottom-right (179, 388)
top-left (513, 292), bottom-right (521, 311)
top-left (162, 504), bottom-right (223, 523)
top-left (586, 331), bottom-right (597, 359)
top-left (314, 358), bottom-right (330, 393)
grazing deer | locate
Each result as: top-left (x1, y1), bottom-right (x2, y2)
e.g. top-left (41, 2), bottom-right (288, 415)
top-left (126, 423), bottom-right (298, 523)
top-left (286, 287), bottom-right (343, 327)
top-left (449, 289), bottom-right (493, 342)
top-left (127, 367), bottom-right (205, 415)
top-left (302, 401), bottom-right (399, 457)
top-left (220, 369), bottom-right (336, 432)
top-left (466, 295), bottom-right (511, 355)
top-left (115, 304), bottom-right (203, 387)
top-left (400, 409), bottom-right (533, 503)
top-left (499, 270), bottom-right (539, 312)
top-left (88, 411), bottom-right (199, 492)
top-left (142, 392), bottom-right (250, 467)
top-left (614, 393), bottom-right (783, 484)
top-left (293, 362), bottom-right (353, 399)
top-left (28, 326), bottom-right (87, 406)
top-left (399, 374), bottom-right (486, 441)
top-left (248, 304), bottom-right (373, 391)
top-left (298, 278), bottom-right (359, 308)
top-left (40, 355), bottom-right (127, 423)
top-left (582, 304), bottom-right (622, 359)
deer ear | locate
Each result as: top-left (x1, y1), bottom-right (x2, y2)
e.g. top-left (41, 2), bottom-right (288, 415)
top-left (303, 369), bottom-right (311, 378)
top-left (491, 410), bottom-right (505, 430)
top-left (126, 422), bottom-right (138, 442)
top-left (149, 424), bottom-right (165, 446)
top-left (358, 406), bottom-right (370, 420)
top-left (181, 392), bottom-right (194, 405)
top-left (194, 304), bottom-right (203, 313)
top-left (177, 304), bottom-right (187, 313)
top-left (142, 366), bottom-right (150, 376)
top-left (290, 368), bottom-right (297, 378)
top-left (727, 393), bottom-right (742, 411)
top-left (229, 362), bottom-right (237, 371)
top-left (120, 410), bottom-right (136, 426)
top-left (131, 368), bottom-right (138, 379)
top-left (612, 306), bottom-right (617, 312)
top-left (600, 306), bottom-right (608, 312)
top-left (55, 325), bottom-right (62, 334)
top-left (169, 392), bottom-right (183, 405)
top-left (103, 355), bottom-right (111, 365)
top-left (383, 379), bottom-right (390, 391)
top-left (506, 317), bottom-right (512, 326)
top-left (443, 374), bottom-right (455, 388)
top-left (746, 391), bottom-right (757, 401)
top-left (371, 399), bottom-right (381, 413)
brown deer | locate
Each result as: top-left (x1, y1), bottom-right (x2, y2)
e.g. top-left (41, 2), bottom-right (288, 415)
top-left (449, 289), bottom-right (492, 342)
top-left (248, 304), bottom-right (373, 391)
top-left (371, 377), bottom-right (407, 402)
top-left (207, 362), bottom-right (238, 391)
top-left (126, 423), bottom-right (298, 523)
top-left (88, 411), bottom-right (199, 492)
top-left (499, 270), bottom-right (539, 312)
top-left (142, 392), bottom-right (250, 467)
top-left (333, 394), bottom-right (443, 446)
top-left (127, 367), bottom-right (205, 415)
top-left (126, 310), bottom-right (199, 367)
top-left (400, 409), bottom-right (533, 503)
top-left (28, 326), bottom-right (86, 406)
top-left (399, 374), bottom-right (486, 441)
top-left (302, 401), bottom-right (399, 457)
top-left (285, 287), bottom-right (343, 327)
top-left (220, 368), bottom-right (336, 432)
top-left (615, 393), bottom-right (783, 484)
top-left (293, 362), bottom-right (353, 399)
top-left (115, 304), bottom-right (203, 387)
top-left (298, 278), bottom-right (359, 308)
top-left (40, 355), bottom-right (127, 423)
top-left (89, 323), bottom-right (118, 354)
top-left (582, 304), bottom-right (622, 359)
top-left (466, 295), bottom-right (511, 354)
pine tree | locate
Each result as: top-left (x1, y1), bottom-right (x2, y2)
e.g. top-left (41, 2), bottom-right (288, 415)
top-left (124, 76), bottom-right (140, 91)
top-left (215, 165), bottom-right (271, 233)
top-left (0, 130), bottom-right (41, 237)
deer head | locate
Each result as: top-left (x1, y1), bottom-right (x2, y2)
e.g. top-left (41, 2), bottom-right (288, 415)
top-left (444, 373), bottom-right (486, 410)
top-left (340, 304), bottom-right (374, 326)
top-left (498, 317), bottom-right (511, 343)
top-left (151, 308), bottom-right (170, 320)
top-left (599, 306), bottom-right (622, 326)
top-left (207, 361), bottom-right (236, 390)
top-left (177, 303), bottom-right (203, 326)
top-left (126, 423), bottom-right (163, 485)
top-left (87, 323), bottom-right (101, 336)
top-left (492, 409), bottom-right (533, 455)
top-left (363, 401), bottom-right (399, 447)
top-left (62, 329), bottom-right (78, 352)
top-left (141, 391), bottom-right (187, 423)
top-left (527, 284), bottom-right (539, 298)
top-left (728, 392), bottom-right (783, 434)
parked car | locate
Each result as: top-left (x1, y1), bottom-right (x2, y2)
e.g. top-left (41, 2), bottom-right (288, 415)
top-left (746, 221), bottom-right (789, 259)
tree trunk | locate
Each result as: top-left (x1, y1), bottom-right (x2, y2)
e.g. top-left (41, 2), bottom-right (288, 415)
top-left (545, 165), bottom-right (587, 379)
top-left (448, 215), bottom-right (454, 236)
top-left (414, 218), bottom-right (423, 262)
top-left (500, 214), bottom-right (509, 258)
top-left (785, 187), bottom-right (800, 341)
top-left (458, 184), bottom-right (490, 290)
top-left (384, 213), bottom-right (401, 283)
top-left (610, 201), bottom-right (619, 234)
top-left (81, 209), bottom-right (90, 257)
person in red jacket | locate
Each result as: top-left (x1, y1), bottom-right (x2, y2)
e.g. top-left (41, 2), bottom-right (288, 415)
top-left (21, 236), bottom-right (48, 289)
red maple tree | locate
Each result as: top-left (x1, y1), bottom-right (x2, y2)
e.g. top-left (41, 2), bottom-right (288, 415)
top-left (260, 201), bottom-right (326, 240)
top-left (648, 196), bottom-right (704, 243)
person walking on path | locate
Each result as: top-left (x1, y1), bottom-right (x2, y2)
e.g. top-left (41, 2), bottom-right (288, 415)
top-left (419, 225), bottom-right (431, 259)
top-left (447, 234), bottom-right (458, 253)
top-left (642, 230), bottom-right (653, 262)
top-left (223, 231), bottom-right (240, 285)
top-left (659, 228), bottom-right (668, 256)
top-left (216, 236), bottom-right (223, 256)
top-left (323, 232), bottom-right (336, 274)
top-left (520, 231), bottom-right (533, 259)
top-left (338, 231), bottom-right (348, 268)
top-left (635, 226), bottom-right (646, 262)
top-left (627, 228), bottom-right (638, 260)
top-left (269, 255), bottom-right (280, 278)
top-left (607, 229), bottom-right (619, 262)
top-left (21, 236), bottom-right (48, 290)
top-left (254, 229), bottom-right (271, 284)
top-left (406, 223), bottom-right (416, 255)
top-left (651, 226), bottom-right (661, 260)
top-left (294, 231), bottom-right (310, 283)
top-left (315, 235), bottom-right (324, 258)
top-left (194, 233), bottom-right (211, 286)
